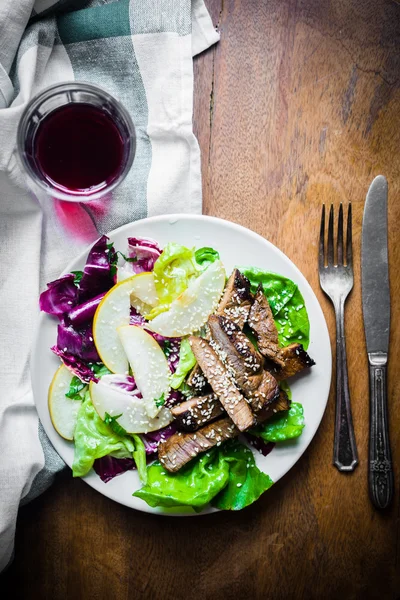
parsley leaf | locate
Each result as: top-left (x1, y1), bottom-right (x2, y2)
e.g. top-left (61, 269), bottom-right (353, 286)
top-left (104, 413), bottom-right (127, 437)
top-left (154, 393), bottom-right (165, 408)
top-left (71, 270), bottom-right (83, 286)
top-left (65, 376), bottom-right (86, 400)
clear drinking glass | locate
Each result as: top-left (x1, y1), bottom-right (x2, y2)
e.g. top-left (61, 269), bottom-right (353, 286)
top-left (17, 82), bottom-right (136, 202)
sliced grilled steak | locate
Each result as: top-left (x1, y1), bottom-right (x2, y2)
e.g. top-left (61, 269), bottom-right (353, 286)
top-left (158, 417), bottom-right (238, 472)
top-left (187, 364), bottom-right (210, 393)
top-left (189, 336), bottom-right (255, 431)
top-left (160, 389), bottom-right (291, 472)
top-left (171, 393), bottom-right (225, 432)
top-left (272, 343), bottom-right (316, 380)
top-left (255, 389), bottom-right (291, 423)
top-left (248, 285), bottom-right (284, 367)
top-left (208, 314), bottom-right (279, 411)
top-left (216, 268), bottom-right (253, 329)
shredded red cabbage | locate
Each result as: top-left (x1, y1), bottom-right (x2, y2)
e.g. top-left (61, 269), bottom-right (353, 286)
top-left (78, 235), bottom-right (117, 302)
top-left (39, 274), bottom-right (79, 316)
top-left (68, 293), bottom-right (105, 326)
top-left (57, 322), bottom-right (99, 362)
top-left (141, 423), bottom-right (177, 455)
top-left (244, 435), bottom-right (275, 457)
top-left (125, 236), bottom-right (161, 274)
top-left (93, 456), bottom-right (135, 483)
top-left (100, 374), bottom-right (142, 397)
top-left (51, 346), bottom-right (98, 382)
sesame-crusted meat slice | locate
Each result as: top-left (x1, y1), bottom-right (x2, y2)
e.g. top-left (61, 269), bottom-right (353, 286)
top-left (208, 315), bottom-right (279, 412)
top-left (272, 343), bottom-right (316, 381)
top-left (187, 363), bottom-right (209, 393)
top-left (254, 389), bottom-right (291, 423)
top-left (248, 285), bottom-right (284, 367)
top-left (158, 417), bottom-right (238, 472)
top-left (189, 336), bottom-right (255, 432)
top-left (171, 393), bottom-right (225, 432)
top-left (216, 269), bottom-right (253, 330)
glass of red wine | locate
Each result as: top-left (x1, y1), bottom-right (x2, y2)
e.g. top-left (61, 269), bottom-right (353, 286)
top-left (17, 82), bottom-right (135, 202)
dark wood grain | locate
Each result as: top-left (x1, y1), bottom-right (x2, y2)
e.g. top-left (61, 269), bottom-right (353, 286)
top-left (2, 1), bottom-right (400, 598)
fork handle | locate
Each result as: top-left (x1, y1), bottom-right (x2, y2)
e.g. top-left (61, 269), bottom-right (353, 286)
top-left (368, 353), bottom-right (393, 509)
top-left (333, 299), bottom-right (359, 472)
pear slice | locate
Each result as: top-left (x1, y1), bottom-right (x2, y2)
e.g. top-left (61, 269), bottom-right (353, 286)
top-left (129, 272), bottom-right (158, 316)
top-left (117, 326), bottom-right (170, 418)
top-left (93, 274), bottom-right (160, 373)
top-left (89, 377), bottom-right (173, 434)
top-left (146, 260), bottom-right (226, 337)
top-left (48, 365), bottom-right (82, 440)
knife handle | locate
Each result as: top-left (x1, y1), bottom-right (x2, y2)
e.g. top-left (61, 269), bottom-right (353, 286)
top-left (333, 300), bottom-right (359, 472)
top-left (368, 353), bottom-right (393, 509)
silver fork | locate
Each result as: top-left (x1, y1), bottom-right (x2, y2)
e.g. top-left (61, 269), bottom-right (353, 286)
top-left (319, 204), bottom-right (358, 472)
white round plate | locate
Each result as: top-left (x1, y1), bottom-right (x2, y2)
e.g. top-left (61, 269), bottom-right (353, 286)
top-left (32, 215), bottom-right (332, 515)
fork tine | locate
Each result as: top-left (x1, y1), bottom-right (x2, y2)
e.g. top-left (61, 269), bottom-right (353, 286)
top-left (337, 203), bottom-right (344, 265)
top-left (327, 205), bottom-right (334, 266)
top-left (346, 203), bottom-right (352, 267)
top-left (319, 205), bottom-right (325, 269)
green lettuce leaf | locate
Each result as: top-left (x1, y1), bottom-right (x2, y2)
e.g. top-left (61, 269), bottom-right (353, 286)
top-left (72, 393), bottom-right (135, 478)
top-left (147, 243), bottom-right (199, 319)
top-left (65, 375), bottom-right (87, 401)
top-left (195, 247), bottom-right (220, 267)
top-left (279, 379), bottom-right (292, 400)
top-left (212, 443), bottom-right (273, 510)
top-left (132, 434), bottom-right (148, 485)
top-left (133, 441), bottom-right (274, 511)
top-left (249, 402), bottom-right (305, 443)
top-left (170, 338), bottom-right (197, 389)
top-left (239, 268), bottom-right (310, 349)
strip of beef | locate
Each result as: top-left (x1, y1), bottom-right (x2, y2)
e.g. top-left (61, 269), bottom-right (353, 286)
top-left (171, 393), bottom-right (225, 432)
top-left (158, 417), bottom-right (238, 472)
top-left (159, 389), bottom-right (290, 472)
top-left (208, 314), bottom-right (279, 411)
top-left (270, 344), bottom-right (316, 380)
top-left (248, 284), bottom-right (284, 366)
top-left (216, 268), bottom-right (253, 329)
top-left (187, 270), bottom-right (254, 392)
top-left (189, 336), bottom-right (255, 432)
top-left (254, 389), bottom-right (291, 423)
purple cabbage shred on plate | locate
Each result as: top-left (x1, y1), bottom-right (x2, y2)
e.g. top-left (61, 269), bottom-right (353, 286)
top-left (126, 236), bottom-right (162, 274)
top-left (244, 434), bottom-right (275, 457)
top-left (93, 456), bottom-right (136, 483)
top-left (141, 423), bottom-right (177, 455)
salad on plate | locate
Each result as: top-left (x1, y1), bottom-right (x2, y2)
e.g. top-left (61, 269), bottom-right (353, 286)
top-left (40, 235), bottom-right (315, 511)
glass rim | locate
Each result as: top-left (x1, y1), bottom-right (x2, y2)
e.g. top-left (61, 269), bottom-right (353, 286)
top-left (16, 81), bottom-right (136, 202)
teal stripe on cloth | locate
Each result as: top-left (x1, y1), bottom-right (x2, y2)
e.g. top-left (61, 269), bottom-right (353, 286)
top-left (58, 21), bottom-right (151, 231)
top-left (57, 0), bottom-right (130, 44)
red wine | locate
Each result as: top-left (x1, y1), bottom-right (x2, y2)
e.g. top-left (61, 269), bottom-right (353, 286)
top-left (34, 103), bottom-right (124, 193)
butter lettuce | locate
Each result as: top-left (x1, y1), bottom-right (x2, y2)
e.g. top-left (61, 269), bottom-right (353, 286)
top-left (148, 243), bottom-right (199, 319)
top-left (72, 393), bottom-right (135, 478)
top-left (133, 440), bottom-right (273, 511)
top-left (170, 338), bottom-right (196, 389)
top-left (239, 268), bottom-right (310, 349)
top-left (249, 402), bottom-right (305, 443)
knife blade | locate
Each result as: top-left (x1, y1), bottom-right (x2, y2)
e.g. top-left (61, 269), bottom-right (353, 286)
top-left (361, 175), bottom-right (393, 509)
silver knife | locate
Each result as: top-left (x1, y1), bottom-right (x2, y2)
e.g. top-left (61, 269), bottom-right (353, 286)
top-left (361, 175), bottom-right (393, 509)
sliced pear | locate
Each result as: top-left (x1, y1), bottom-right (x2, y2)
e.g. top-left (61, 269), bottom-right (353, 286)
top-left (90, 377), bottom-right (173, 433)
top-left (117, 326), bottom-right (170, 418)
top-left (48, 365), bottom-right (82, 440)
top-left (146, 260), bottom-right (226, 337)
top-left (93, 277), bottom-right (139, 374)
top-left (129, 272), bottom-right (158, 316)
top-left (117, 265), bottom-right (135, 283)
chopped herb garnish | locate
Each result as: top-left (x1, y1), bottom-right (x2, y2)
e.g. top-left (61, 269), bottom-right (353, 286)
top-left (65, 375), bottom-right (86, 400)
top-left (155, 393), bottom-right (165, 408)
top-left (71, 270), bottom-right (83, 286)
top-left (116, 250), bottom-right (138, 263)
top-left (162, 341), bottom-right (172, 357)
top-left (104, 413), bottom-right (127, 437)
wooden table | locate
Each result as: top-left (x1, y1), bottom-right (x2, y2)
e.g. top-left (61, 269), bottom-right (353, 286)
top-left (3, 1), bottom-right (400, 598)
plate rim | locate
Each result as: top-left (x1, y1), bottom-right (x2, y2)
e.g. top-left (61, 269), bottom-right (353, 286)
top-left (31, 213), bottom-right (332, 516)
